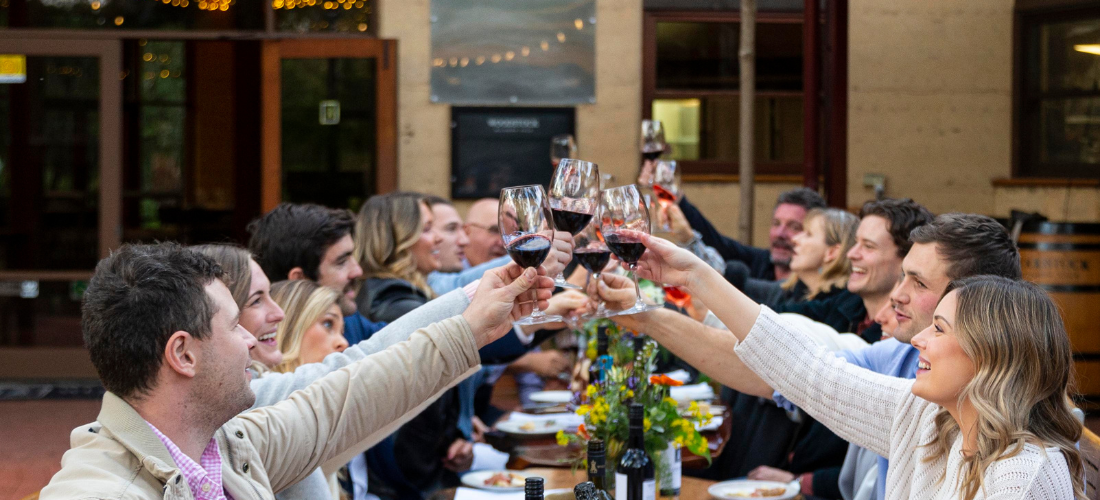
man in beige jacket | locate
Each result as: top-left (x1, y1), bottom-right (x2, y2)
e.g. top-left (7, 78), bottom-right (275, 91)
top-left (40, 242), bottom-right (552, 500)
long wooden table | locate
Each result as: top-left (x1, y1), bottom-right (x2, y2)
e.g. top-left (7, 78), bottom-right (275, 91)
top-left (435, 467), bottom-right (717, 499)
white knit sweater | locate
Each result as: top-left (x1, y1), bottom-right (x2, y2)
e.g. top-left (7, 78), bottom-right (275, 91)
top-left (734, 307), bottom-right (1077, 499)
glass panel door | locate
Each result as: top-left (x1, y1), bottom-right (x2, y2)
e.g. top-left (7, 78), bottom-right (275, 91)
top-left (0, 39), bottom-right (120, 371)
top-left (262, 39), bottom-right (397, 212)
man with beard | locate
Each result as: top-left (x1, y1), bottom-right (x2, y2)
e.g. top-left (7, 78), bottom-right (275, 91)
top-left (248, 203), bottom-right (386, 345)
top-left (41, 242), bottom-right (552, 500)
top-left (424, 196), bottom-right (513, 295)
top-left (679, 188), bottom-right (826, 281)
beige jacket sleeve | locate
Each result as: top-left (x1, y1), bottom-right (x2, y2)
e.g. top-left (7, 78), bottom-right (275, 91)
top-left (234, 316), bottom-right (481, 493)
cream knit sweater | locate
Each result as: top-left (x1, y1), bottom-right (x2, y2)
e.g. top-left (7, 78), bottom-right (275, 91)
top-left (734, 307), bottom-right (1077, 499)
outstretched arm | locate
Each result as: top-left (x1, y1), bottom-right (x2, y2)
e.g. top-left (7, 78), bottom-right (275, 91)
top-left (631, 234), bottom-right (914, 457)
top-left (592, 273), bottom-right (774, 399)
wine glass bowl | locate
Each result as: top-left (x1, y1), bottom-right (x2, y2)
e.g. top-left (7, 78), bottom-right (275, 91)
top-left (573, 216), bottom-right (614, 319)
top-left (550, 134), bottom-right (577, 168)
top-left (598, 185), bottom-right (663, 316)
top-left (548, 158), bottom-right (600, 290)
top-left (499, 185), bottom-right (564, 325)
top-left (651, 160), bottom-right (681, 232)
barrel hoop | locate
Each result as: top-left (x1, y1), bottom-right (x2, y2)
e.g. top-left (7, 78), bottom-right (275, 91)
top-left (1034, 284), bottom-right (1100, 293)
top-left (1018, 242), bottom-right (1100, 251)
top-left (1074, 353), bottom-right (1100, 361)
top-left (1021, 222), bottom-right (1100, 235)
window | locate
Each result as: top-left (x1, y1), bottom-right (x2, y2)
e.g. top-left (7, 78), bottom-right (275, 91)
top-left (1017, 6), bottom-right (1100, 179)
top-left (643, 11), bottom-right (805, 177)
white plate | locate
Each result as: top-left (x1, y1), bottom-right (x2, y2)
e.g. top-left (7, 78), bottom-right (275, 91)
top-left (529, 390), bottom-right (573, 404)
top-left (460, 470), bottom-right (530, 491)
top-left (496, 418), bottom-right (568, 436)
top-left (708, 479), bottom-right (798, 499)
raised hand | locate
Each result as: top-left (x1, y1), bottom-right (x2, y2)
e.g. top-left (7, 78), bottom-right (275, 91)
top-left (632, 233), bottom-right (707, 290)
top-left (542, 230), bottom-right (575, 278)
top-left (463, 264), bottom-right (555, 347)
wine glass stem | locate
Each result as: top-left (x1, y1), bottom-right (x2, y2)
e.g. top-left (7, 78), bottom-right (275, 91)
top-left (592, 272), bottom-right (608, 315)
top-left (630, 265), bottom-right (646, 308)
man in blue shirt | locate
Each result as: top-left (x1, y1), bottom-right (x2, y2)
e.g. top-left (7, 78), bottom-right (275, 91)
top-left (248, 203), bottom-right (387, 344)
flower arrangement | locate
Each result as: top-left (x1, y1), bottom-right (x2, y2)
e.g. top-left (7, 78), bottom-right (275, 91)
top-left (558, 321), bottom-right (713, 491)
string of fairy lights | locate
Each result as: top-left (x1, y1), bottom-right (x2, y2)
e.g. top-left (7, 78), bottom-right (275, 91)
top-left (431, 18), bottom-right (587, 69)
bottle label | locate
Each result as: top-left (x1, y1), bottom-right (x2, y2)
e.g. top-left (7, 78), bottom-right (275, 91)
top-left (615, 474), bottom-right (656, 500)
top-left (659, 442), bottom-right (682, 493)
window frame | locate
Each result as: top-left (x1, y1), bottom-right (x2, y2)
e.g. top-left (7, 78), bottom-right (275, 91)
top-left (642, 9), bottom-right (805, 178)
top-left (1013, 4), bottom-right (1100, 180)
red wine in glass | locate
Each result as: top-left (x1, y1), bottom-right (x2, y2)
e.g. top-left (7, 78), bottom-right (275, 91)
top-left (507, 234), bottom-right (552, 269)
top-left (641, 149), bottom-right (664, 162)
top-left (652, 184), bottom-right (677, 204)
top-left (551, 209), bottom-right (595, 235)
top-left (573, 248), bottom-right (612, 273)
top-left (604, 233), bottom-right (646, 264)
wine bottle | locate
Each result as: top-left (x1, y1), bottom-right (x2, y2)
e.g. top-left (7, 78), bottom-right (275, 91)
top-left (525, 477), bottom-right (545, 500)
top-left (574, 481), bottom-right (602, 500)
top-left (592, 325), bottom-right (611, 387)
top-left (658, 441), bottom-right (682, 497)
top-left (615, 403), bottom-right (655, 500)
top-left (587, 439), bottom-right (613, 498)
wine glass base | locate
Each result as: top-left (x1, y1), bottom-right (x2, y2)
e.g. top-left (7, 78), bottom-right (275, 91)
top-left (513, 313), bottom-right (566, 326)
top-left (605, 303), bottom-right (663, 317)
top-left (553, 277), bottom-right (582, 290)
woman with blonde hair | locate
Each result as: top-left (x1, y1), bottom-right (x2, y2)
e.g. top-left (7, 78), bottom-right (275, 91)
top-left (783, 207), bottom-right (859, 299)
top-left (270, 279), bottom-right (349, 373)
top-left (630, 233), bottom-right (1082, 499)
top-left (354, 192), bottom-right (442, 323)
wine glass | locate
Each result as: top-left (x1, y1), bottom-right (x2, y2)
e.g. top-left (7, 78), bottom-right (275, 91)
top-left (638, 120), bottom-right (665, 189)
top-left (598, 185), bottom-right (663, 316)
top-left (573, 216), bottom-right (614, 319)
top-left (651, 160), bottom-right (681, 232)
top-left (548, 158), bottom-right (600, 290)
top-left (499, 185), bottom-right (564, 325)
top-left (550, 134), bottom-right (577, 169)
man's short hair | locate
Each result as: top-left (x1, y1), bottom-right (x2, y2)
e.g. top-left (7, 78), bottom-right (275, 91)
top-left (82, 243), bottom-right (223, 400)
top-left (423, 195), bottom-right (452, 208)
top-left (775, 188), bottom-right (827, 211)
top-left (247, 203), bottom-right (356, 282)
top-left (859, 198), bottom-right (934, 257)
top-left (910, 213), bottom-right (1021, 281)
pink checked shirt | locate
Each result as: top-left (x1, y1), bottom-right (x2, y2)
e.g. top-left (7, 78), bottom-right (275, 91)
top-left (147, 422), bottom-right (234, 500)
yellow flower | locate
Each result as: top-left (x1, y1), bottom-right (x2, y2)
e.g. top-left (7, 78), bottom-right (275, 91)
top-left (643, 417), bottom-right (651, 432)
top-left (674, 435), bottom-right (685, 446)
top-left (586, 385), bottom-right (598, 399)
top-left (576, 405), bottom-right (591, 416)
top-left (556, 430), bottom-right (569, 446)
top-left (623, 390), bottom-right (634, 399)
top-left (663, 397), bottom-right (677, 406)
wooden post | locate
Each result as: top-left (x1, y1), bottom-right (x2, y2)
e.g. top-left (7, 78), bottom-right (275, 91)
top-left (803, 0), bottom-right (820, 191)
top-left (739, 0), bottom-right (757, 242)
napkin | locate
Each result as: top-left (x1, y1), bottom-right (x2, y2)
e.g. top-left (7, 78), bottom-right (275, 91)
top-left (696, 415), bottom-right (724, 432)
top-left (470, 443), bottom-right (510, 471)
top-left (661, 369), bottom-right (691, 383)
top-left (504, 412), bottom-right (584, 428)
top-left (669, 383), bottom-right (715, 402)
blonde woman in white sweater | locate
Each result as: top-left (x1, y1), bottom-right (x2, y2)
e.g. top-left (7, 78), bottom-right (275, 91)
top-left (625, 233), bottom-right (1083, 500)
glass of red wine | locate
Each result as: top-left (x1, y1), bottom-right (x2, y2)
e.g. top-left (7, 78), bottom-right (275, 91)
top-left (599, 185), bottom-right (663, 316)
top-left (573, 216), bottom-right (615, 319)
top-left (550, 134), bottom-right (577, 169)
top-left (651, 159), bottom-right (681, 232)
top-left (499, 185), bottom-right (564, 325)
top-left (548, 158), bottom-right (600, 290)
top-left (637, 120), bottom-right (665, 190)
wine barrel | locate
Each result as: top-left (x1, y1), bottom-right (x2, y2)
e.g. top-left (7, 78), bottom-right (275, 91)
top-left (1018, 222), bottom-right (1100, 396)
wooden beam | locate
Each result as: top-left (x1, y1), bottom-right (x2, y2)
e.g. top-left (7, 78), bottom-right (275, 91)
top-left (802, 0), bottom-right (820, 191)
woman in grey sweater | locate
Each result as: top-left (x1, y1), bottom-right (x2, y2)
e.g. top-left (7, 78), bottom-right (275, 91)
top-left (193, 244), bottom-right (473, 500)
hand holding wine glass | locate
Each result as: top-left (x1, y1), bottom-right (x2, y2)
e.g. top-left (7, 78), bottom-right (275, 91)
top-left (629, 232), bottom-right (708, 291)
top-left (548, 158), bottom-right (600, 290)
top-left (598, 185), bottom-right (662, 315)
top-left (499, 185), bottom-right (564, 325)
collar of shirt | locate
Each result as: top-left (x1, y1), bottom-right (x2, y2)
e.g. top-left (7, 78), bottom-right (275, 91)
top-left (146, 421), bottom-right (232, 500)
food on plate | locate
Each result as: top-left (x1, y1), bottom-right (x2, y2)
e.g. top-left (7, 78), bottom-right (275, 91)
top-left (484, 472), bottom-right (526, 488)
top-left (517, 419), bottom-right (556, 432)
top-left (724, 486), bottom-right (788, 497)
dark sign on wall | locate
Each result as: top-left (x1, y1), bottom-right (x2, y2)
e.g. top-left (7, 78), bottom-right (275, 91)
top-left (451, 107), bottom-right (575, 199)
